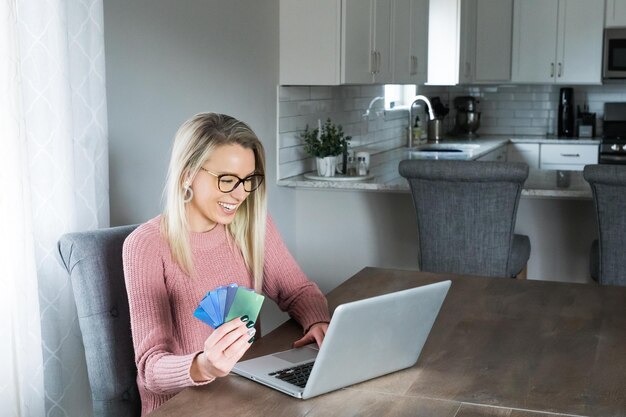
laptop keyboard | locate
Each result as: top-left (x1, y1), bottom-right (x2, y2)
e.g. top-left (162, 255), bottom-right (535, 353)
top-left (268, 361), bottom-right (314, 388)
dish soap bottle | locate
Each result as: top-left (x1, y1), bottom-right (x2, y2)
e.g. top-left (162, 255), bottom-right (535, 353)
top-left (413, 115), bottom-right (425, 145)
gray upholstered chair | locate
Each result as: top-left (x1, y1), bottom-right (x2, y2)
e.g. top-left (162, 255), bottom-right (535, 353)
top-left (583, 164), bottom-right (626, 286)
top-left (57, 224), bottom-right (140, 417)
top-left (399, 159), bottom-right (530, 278)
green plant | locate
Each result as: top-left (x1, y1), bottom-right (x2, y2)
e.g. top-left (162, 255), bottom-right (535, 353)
top-left (301, 118), bottom-right (351, 158)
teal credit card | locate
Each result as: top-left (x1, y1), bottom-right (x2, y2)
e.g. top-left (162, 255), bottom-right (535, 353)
top-left (224, 287), bottom-right (265, 324)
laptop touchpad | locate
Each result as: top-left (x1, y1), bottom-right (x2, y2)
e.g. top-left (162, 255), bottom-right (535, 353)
top-left (273, 346), bottom-right (318, 363)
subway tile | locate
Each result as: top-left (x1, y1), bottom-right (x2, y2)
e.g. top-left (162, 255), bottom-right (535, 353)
top-left (279, 132), bottom-right (302, 149)
top-left (310, 86), bottom-right (332, 100)
top-left (279, 145), bottom-right (308, 163)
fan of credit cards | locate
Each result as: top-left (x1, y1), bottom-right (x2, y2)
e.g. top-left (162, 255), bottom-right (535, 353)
top-left (194, 283), bottom-right (265, 329)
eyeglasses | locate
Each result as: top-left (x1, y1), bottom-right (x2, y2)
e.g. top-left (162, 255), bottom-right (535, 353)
top-left (200, 168), bottom-right (264, 193)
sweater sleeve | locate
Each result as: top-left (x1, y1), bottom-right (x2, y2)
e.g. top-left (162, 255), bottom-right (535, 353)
top-left (262, 216), bottom-right (330, 332)
top-left (122, 224), bottom-right (210, 396)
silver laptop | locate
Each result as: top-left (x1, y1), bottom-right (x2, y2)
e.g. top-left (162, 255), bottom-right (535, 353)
top-left (232, 280), bottom-right (451, 399)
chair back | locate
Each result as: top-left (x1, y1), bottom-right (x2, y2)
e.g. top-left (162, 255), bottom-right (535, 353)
top-left (57, 225), bottom-right (140, 417)
top-left (583, 164), bottom-right (626, 286)
top-left (399, 160), bottom-right (528, 277)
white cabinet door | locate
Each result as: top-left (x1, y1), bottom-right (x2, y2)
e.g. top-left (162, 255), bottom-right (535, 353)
top-left (343, 0), bottom-right (376, 84)
top-left (512, 0), bottom-right (604, 84)
top-left (428, 0), bottom-right (512, 85)
top-left (279, 0), bottom-right (342, 85)
top-left (373, 0), bottom-right (393, 83)
top-left (394, 0), bottom-right (429, 84)
top-left (507, 143), bottom-right (540, 169)
top-left (411, 0), bottom-right (429, 83)
top-left (556, 0), bottom-right (604, 84)
top-left (474, 0), bottom-right (513, 82)
top-left (512, 0), bottom-right (559, 83)
top-left (393, 0), bottom-right (412, 83)
top-left (606, 0), bottom-right (626, 27)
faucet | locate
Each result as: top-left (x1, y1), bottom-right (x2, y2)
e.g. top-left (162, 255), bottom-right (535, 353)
top-left (408, 95), bottom-right (436, 148)
top-left (362, 96), bottom-right (385, 119)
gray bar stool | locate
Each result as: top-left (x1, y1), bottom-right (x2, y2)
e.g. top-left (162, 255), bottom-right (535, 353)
top-left (399, 159), bottom-right (530, 278)
top-left (583, 164), bottom-right (626, 286)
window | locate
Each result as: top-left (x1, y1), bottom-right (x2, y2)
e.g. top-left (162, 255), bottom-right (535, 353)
top-left (384, 84), bottom-right (417, 109)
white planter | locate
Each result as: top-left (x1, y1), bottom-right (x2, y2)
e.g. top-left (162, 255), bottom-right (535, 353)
top-left (316, 156), bottom-right (337, 177)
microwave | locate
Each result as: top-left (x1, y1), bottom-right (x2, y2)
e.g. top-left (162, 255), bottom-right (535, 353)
top-left (604, 28), bottom-right (626, 79)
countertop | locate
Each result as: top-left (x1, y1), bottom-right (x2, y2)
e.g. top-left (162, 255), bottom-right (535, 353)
top-left (277, 135), bottom-right (601, 199)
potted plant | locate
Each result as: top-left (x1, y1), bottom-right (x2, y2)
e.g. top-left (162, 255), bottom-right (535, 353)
top-left (302, 118), bottom-right (351, 177)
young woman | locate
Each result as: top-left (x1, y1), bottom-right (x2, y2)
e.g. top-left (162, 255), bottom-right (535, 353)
top-left (123, 113), bottom-right (330, 415)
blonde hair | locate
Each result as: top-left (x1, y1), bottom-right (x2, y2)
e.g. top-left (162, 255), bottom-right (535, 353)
top-left (161, 112), bottom-right (267, 291)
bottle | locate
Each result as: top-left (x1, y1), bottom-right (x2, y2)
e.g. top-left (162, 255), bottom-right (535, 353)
top-left (412, 115), bottom-right (422, 144)
top-left (357, 157), bottom-right (368, 176)
top-left (346, 156), bottom-right (357, 176)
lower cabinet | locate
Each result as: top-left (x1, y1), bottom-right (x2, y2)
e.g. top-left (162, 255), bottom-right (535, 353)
top-left (507, 143), bottom-right (540, 168)
top-left (540, 144), bottom-right (598, 171)
top-left (476, 145), bottom-right (507, 161)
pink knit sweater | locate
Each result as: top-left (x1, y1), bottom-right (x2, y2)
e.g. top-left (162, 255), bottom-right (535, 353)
top-left (122, 215), bottom-right (330, 416)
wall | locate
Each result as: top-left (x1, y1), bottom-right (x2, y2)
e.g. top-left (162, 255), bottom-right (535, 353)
top-left (104, 0), bottom-right (292, 331)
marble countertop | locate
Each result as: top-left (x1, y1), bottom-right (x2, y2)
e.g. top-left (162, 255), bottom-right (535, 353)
top-left (277, 135), bottom-right (600, 199)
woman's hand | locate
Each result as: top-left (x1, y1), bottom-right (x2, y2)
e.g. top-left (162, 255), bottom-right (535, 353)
top-left (293, 322), bottom-right (328, 348)
top-left (191, 316), bottom-right (256, 382)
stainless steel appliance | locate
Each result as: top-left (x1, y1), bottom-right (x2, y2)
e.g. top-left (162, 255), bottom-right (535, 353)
top-left (600, 102), bottom-right (626, 164)
top-left (451, 96), bottom-right (481, 138)
top-left (603, 28), bottom-right (626, 79)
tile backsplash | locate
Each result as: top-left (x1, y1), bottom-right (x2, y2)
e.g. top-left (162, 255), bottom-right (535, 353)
top-left (278, 83), bottom-right (626, 180)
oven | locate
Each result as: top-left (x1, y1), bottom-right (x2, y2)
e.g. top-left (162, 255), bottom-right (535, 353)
top-left (601, 102), bottom-right (626, 164)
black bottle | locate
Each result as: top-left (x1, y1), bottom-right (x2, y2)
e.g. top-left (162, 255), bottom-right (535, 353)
top-left (557, 88), bottom-right (575, 138)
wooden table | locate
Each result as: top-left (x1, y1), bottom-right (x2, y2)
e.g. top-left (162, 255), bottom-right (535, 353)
top-left (148, 267), bottom-right (626, 417)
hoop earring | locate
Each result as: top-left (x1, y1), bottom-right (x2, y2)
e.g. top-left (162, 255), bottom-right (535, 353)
top-left (183, 181), bottom-right (193, 203)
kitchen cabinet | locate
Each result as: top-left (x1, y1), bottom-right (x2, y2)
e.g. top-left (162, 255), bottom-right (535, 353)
top-left (540, 143), bottom-right (599, 171)
top-left (511, 0), bottom-right (604, 84)
top-left (427, 0), bottom-right (513, 85)
top-left (393, 0), bottom-right (429, 84)
top-left (606, 0), bottom-right (626, 27)
top-left (476, 145), bottom-right (507, 162)
top-left (280, 0), bottom-right (427, 85)
top-left (507, 143), bottom-right (540, 169)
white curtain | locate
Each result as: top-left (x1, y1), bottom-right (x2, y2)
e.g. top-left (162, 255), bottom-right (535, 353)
top-left (0, 1), bottom-right (109, 416)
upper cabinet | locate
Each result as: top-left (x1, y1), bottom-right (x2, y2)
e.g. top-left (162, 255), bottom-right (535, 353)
top-left (427, 0), bottom-right (513, 85)
top-left (606, 0), bottom-right (626, 27)
top-left (511, 0), bottom-right (604, 84)
top-left (279, 0), bottom-right (429, 85)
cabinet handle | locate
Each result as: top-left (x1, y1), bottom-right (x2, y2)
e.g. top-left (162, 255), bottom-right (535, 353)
top-left (411, 56), bottom-right (417, 75)
top-left (550, 63), bottom-right (555, 77)
top-left (558, 62), bottom-right (562, 77)
top-left (370, 51), bottom-right (376, 74)
top-left (560, 153), bottom-right (580, 157)
top-left (376, 51), bottom-right (381, 74)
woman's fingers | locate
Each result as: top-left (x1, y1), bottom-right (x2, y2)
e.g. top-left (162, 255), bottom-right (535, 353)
top-left (201, 317), bottom-right (256, 377)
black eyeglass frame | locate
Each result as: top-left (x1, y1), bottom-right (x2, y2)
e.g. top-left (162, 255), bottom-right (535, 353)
top-left (200, 167), bottom-right (265, 193)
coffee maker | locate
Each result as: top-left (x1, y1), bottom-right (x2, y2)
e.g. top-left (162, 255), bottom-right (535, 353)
top-left (557, 87), bottom-right (575, 138)
top-left (452, 96), bottom-right (481, 138)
